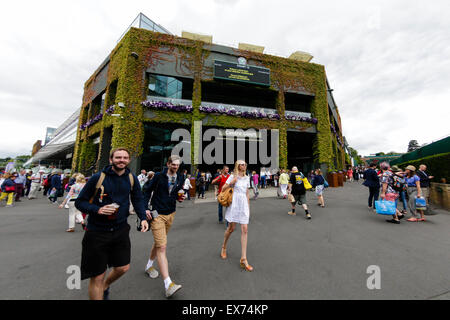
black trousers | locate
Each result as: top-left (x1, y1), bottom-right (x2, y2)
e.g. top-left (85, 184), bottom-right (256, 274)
top-left (368, 186), bottom-right (379, 208)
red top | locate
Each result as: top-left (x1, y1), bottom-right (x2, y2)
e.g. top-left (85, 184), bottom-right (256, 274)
top-left (217, 173), bottom-right (231, 193)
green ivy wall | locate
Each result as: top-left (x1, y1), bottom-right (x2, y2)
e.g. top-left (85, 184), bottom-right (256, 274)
top-left (73, 28), bottom-right (343, 174)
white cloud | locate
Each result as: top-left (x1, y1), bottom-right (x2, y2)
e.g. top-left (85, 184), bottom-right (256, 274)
top-left (0, 0), bottom-right (449, 158)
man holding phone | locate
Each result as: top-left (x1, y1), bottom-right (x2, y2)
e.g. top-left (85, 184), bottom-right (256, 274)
top-left (142, 155), bottom-right (185, 298)
top-left (75, 148), bottom-right (150, 300)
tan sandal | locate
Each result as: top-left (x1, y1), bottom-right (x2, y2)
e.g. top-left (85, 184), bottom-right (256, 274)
top-left (66, 228), bottom-right (75, 232)
top-left (220, 247), bottom-right (227, 259)
top-left (240, 258), bottom-right (253, 272)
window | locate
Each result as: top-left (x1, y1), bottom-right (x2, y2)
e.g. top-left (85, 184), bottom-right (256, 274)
top-left (148, 74), bottom-right (183, 99)
top-left (201, 81), bottom-right (277, 109)
top-left (284, 92), bottom-right (313, 113)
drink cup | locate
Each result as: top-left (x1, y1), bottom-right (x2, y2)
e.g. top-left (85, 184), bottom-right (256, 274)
top-left (108, 203), bottom-right (120, 220)
top-left (177, 190), bottom-right (184, 202)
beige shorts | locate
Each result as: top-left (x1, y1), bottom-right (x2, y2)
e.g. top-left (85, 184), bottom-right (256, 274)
top-left (151, 212), bottom-right (176, 248)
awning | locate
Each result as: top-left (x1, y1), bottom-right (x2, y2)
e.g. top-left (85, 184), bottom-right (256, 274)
top-left (28, 141), bottom-right (75, 163)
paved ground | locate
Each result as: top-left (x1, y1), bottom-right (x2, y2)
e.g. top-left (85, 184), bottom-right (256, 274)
top-left (1, 182), bottom-right (449, 300)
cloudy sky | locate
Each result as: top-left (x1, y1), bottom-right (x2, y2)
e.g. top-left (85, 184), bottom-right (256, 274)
top-left (1, 0), bottom-right (449, 158)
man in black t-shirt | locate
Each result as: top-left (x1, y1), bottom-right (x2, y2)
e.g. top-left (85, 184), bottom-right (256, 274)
top-left (287, 166), bottom-right (311, 220)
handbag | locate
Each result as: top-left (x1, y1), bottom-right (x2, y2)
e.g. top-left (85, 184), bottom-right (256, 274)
top-left (385, 193), bottom-right (399, 201)
top-left (48, 189), bottom-right (57, 198)
top-left (288, 194), bottom-right (295, 203)
top-left (4, 185), bottom-right (15, 193)
top-left (322, 175), bottom-right (329, 188)
top-left (415, 197), bottom-right (427, 210)
top-left (375, 200), bottom-right (396, 215)
top-left (302, 177), bottom-right (312, 190)
top-left (218, 187), bottom-right (233, 207)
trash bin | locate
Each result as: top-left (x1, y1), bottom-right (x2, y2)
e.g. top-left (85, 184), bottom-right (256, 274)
top-left (190, 178), bottom-right (196, 198)
top-left (337, 172), bottom-right (344, 187)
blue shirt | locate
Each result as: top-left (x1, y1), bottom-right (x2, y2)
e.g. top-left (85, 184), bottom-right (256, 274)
top-left (406, 175), bottom-right (420, 187)
top-left (14, 174), bottom-right (26, 185)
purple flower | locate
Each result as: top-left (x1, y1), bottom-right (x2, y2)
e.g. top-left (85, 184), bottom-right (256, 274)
top-left (105, 105), bottom-right (115, 114)
top-left (142, 100), bottom-right (193, 113)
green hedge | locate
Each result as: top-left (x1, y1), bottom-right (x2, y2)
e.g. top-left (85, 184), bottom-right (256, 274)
top-left (396, 152), bottom-right (450, 183)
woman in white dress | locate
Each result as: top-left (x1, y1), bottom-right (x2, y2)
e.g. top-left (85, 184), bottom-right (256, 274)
top-left (220, 160), bottom-right (253, 271)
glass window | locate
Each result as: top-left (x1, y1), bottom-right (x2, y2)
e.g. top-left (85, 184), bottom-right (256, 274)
top-left (141, 123), bottom-right (190, 173)
top-left (148, 74), bottom-right (182, 99)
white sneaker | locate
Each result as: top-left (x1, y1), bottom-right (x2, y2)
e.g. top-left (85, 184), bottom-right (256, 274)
top-left (145, 266), bottom-right (159, 279)
top-left (165, 282), bottom-right (182, 298)
top-left (64, 204), bottom-right (69, 209)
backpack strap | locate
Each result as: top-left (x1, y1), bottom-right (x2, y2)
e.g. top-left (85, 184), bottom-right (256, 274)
top-left (129, 173), bottom-right (134, 189)
top-left (89, 172), bottom-right (106, 204)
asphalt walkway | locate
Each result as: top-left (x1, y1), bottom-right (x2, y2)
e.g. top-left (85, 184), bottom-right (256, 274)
top-left (0, 182), bottom-right (449, 300)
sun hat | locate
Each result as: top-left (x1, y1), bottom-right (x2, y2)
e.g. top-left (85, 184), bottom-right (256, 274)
top-left (405, 165), bottom-right (416, 171)
top-left (391, 165), bottom-right (401, 172)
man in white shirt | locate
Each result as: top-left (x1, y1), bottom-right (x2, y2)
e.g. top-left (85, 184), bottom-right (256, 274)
top-left (138, 170), bottom-right (147, 189)
top-left (183, 174), bottom-right (192, 200)
top-left (28, 169), bottom-right (45, 199)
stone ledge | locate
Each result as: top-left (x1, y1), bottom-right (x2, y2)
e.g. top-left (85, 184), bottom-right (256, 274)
top-left (430, 182), bottom-right (450, 210)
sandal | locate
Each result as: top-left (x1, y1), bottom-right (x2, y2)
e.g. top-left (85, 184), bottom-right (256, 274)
top-left (406, 218), bottom-right (418, 222)
top-left (66, 228), bottom-right (75, 232)
top-left (220, 247), bottom-right (227, 260)
top-left (240, 258), bottom-right (253, 272)
top-left (417, 218), bottom-right (426, 222)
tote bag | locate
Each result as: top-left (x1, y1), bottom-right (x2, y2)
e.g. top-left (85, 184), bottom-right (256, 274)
top-left (415, 197), bottom-right (427, 210)
top-left (302, 177), bottom-right (312, 190)
top-left (322, 176), bottom-right (329, 188)
top-left (375, 200), bottom-right (396, 215)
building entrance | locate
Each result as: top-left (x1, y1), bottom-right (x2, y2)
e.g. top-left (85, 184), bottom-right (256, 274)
top-left (141, 123), bottom-right (191, 173)
top-left (287, 131), bottom-right (315, 174)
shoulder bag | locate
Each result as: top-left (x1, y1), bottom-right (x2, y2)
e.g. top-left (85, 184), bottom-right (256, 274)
top-left (218, 183), bottom-right (233, 207)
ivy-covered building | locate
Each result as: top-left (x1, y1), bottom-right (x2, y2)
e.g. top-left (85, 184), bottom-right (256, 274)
top-left (73, 15), bottom-right (345, 176)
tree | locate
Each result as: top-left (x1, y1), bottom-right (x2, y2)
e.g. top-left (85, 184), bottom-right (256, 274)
top-left (407, 140), bottom-right (420, 152)
top-left (15, 155), bottom-right (31, 162)
top-left (348, 147), bottom-right (362, 165)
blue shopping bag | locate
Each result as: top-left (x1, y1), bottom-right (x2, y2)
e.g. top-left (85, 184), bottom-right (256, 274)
top-left (322, 175), bottom-right (329, 188)
top-left (415, 197), bottom-right (427, 210)
top-left (375, 200), bottom-right (396, 215)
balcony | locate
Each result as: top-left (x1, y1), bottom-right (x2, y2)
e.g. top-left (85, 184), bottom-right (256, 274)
top-left (144, 97), bottom-right (316, 123)
top-left (285, 110), bottom-right (313, 119)
top-left (145, 96), bottom-right (280, 119)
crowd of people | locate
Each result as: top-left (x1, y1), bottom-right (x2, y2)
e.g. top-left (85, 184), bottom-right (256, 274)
top-left (361, 162), bottom-right (434, 224)
top-left (9, 150), bottom-right (437, 300)
top-left (0, 168), bottom-right (90, 232)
